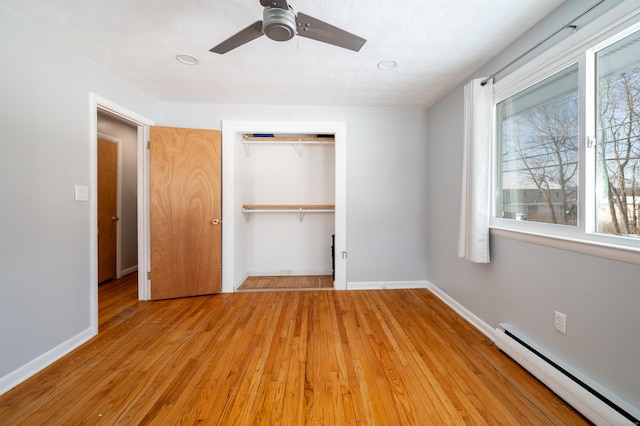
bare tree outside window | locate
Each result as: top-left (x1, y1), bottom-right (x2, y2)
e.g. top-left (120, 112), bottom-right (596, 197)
top-left (495, 26), bottom-right (640, 249)
top-left (596, 42), bottom-right (640, 237)
top-left (498, 64), bottom-right (579, 225)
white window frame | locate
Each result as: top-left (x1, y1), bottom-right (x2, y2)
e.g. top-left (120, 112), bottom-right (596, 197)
top-left (490, 1), bottom-right (640, 265)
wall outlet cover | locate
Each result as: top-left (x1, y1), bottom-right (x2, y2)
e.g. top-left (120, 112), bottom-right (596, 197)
top-left (555, 311), bottom-right (567, 335)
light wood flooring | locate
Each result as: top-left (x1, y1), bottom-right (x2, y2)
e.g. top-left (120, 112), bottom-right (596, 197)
top-left (0, 273), bottom-right (590, 425)
top-left (238, 275), bottom-right (333, 291)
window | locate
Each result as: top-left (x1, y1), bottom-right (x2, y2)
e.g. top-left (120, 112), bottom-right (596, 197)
top-left (497, 64), bottom-right (579, 225)
top-left (492, 7), bottom-right (640, 259)
top-left (595, 31), bottom-right (640, 237)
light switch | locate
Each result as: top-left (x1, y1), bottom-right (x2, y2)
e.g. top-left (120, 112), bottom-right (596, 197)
top-left (74, 185), bottom-right (89, 202)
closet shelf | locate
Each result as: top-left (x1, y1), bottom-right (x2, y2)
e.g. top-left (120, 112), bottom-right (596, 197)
top-left (242, 204), bottom-right (335, 221)
top-left (243, 136), bottom-right (335, 142)
top-left (242, 135), bottom-right (334, 157)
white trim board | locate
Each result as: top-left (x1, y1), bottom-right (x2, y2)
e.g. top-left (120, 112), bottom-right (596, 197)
top-left (347, 281), bottom-right (429, 291)
top-left (121, 265), bottom-right (138, 276)
top-left (0, 328), bottom-right (94, 396)
top-left (90, 93), bottom-right (154, 329)
top-left (427, 280), bottom-right (638, 424)
top-left (495, 326), bottom-right (638, 425)
top-left (426, 281), bottom-right (495, 341)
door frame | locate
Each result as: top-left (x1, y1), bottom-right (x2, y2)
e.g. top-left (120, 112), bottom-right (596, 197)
top-left (97, 133), bottom-right (122, 279)
top-left (90, 93), bottom-right (154, 333)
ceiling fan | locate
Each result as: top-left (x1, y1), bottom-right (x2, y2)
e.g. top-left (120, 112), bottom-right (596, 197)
top-left (210, 0), bottom-right (366, 54)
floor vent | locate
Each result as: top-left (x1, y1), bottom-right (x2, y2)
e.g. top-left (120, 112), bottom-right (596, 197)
top-left (495, 325), bottom-right (639, 425)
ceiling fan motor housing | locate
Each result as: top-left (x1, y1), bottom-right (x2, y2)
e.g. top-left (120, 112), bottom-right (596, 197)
top-left (262, 6), bottom-right (296, 41)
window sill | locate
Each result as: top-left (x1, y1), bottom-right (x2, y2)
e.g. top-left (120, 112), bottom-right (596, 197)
top-left (490, 226), bottom-right (640, 266)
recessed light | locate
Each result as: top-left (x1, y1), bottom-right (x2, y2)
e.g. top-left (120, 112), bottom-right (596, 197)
top-left (377, 60), bottom-right (398, 70)
top-left (175, 53), bottom-right (199, 65)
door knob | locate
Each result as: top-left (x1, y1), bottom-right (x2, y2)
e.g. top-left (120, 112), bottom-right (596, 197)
top-left (111, 217), bottom-right (120, 222)
top-left (211, 219), bottom-right (221, 225)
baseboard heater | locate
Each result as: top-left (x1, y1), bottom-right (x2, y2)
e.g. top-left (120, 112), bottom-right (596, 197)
top-left (495, 324), bottom-right (639, 425)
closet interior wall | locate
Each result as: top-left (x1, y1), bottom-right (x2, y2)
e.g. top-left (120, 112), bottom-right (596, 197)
top-left (241, 136), bottom-right (336, 279)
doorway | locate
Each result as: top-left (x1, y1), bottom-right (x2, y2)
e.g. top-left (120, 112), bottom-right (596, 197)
top-left (90, 94), bottom-right (154, 333)
top-left (97, 113), bottom-right (140, 280)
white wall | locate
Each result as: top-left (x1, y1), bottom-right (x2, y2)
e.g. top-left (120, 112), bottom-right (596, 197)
top-left (427, 0), bottom-right (640, 412)
top-left (243, 142), bottom-right (335, 277)
top-left (159, 104), bottom-right (430, 286)
top-left (0, 6), bottom-right (159, 388)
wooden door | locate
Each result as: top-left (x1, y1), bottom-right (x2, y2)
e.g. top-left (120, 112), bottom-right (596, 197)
top-left (149, 127), bottom-right (222, 300)
top-left (97, 138), bottom-right (118, 283)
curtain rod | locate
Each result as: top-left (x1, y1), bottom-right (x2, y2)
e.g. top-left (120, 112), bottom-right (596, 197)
top-left (480, 0), bottom-right (606, 86)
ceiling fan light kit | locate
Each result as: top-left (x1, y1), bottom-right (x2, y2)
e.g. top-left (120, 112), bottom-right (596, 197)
top-left (210, 0), bottom-right (366, 54)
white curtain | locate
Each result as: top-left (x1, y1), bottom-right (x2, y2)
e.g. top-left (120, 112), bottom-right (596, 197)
top-left (457, 78), bottom-right (493, 263)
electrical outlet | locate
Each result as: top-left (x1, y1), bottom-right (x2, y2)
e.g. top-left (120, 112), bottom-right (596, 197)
top-left (555, 311), bottom-right (567, 335)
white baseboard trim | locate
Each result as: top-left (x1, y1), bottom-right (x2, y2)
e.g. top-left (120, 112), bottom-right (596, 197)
top-left (426, 280), bottom-right (638, 424)
top-left (233, 273), bottom-right (250, 292)
top-left (495, 326), bottom-right (637, 425)
top-left (346, 280), bottom-right (429, 290)
top-left (425, 281), bottom-right (494, 342)
top-left (0, 328), bottom-right (95, 396)
top-left (120, 265), bottom-right (138, 276)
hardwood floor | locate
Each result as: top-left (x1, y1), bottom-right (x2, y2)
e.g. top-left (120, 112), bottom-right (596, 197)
top-left (238, 275), bottom-right (334, 291)
top-left (0, 274), bottom-right (590, 425)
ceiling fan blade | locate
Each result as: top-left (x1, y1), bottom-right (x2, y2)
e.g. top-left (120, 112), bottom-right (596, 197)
top-left (210, 21), bottom-right (264, 54)
top-left (260, 0), bottom-right (289, 9)
top-left (296, 12), bottom-right (366, 52)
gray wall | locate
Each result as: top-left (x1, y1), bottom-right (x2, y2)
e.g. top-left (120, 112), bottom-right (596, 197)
top-left (427, 0), bottom-right (640, 410)
top-left (159, 103), bottom-right (430, 285)
top-left (10, 0), bottom-right (634, 413)
top-left (0, 6), bottom-right (158, 380)
top-left (0, 4), bottom-right (429, 386)
top-left (97, 113), bottom-right (138, 272)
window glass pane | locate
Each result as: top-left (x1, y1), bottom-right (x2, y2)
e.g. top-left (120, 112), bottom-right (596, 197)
top-left (596, 31), bottom-right (640, 237)
top-left (497, 64), bottom-right (579, 225)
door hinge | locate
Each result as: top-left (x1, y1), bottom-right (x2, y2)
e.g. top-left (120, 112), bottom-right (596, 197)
top-left (147, 271), bottom-right (151, 280)
top-left (147, 140), bottom-right (150, 149)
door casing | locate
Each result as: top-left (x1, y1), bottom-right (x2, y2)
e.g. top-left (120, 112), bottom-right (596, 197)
top-left (90, 94), bottom-right (154, 333)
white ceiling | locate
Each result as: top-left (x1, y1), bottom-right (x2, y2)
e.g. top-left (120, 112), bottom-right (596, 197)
top-left (2, 0), bottom-right (565, 107)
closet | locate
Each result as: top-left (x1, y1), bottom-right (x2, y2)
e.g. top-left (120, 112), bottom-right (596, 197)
top-left (239, 134), bottom-right (335, 289)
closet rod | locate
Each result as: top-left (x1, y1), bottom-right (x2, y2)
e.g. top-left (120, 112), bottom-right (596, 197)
top-left (480, 0), bottom-right (605, 86)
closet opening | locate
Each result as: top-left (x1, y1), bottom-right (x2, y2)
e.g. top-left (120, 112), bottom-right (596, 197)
top-left (221, 121), bottom-right (347, 293)
top-left (238, 133), bottom-right (335, 291)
